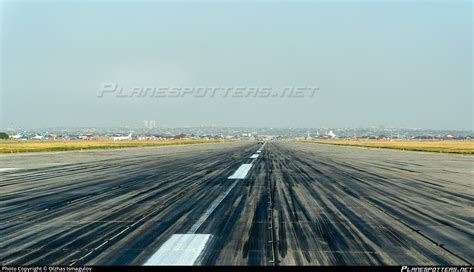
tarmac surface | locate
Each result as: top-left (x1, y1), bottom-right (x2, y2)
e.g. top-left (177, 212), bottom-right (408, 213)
top-left (1, 141), bottom-right (473, 265)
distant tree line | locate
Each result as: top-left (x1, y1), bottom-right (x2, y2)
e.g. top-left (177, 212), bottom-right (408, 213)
top-left (0, 132), bottom-right (9, 139)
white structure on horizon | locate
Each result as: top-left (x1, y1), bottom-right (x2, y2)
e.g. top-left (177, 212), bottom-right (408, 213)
top-left (144, 120), bottom-right (156, 129)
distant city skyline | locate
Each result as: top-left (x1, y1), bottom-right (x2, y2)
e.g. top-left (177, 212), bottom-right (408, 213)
top-left (4, 123), bottom-right (474, 131)
top-left (1, 1), bottom-right (472, 130)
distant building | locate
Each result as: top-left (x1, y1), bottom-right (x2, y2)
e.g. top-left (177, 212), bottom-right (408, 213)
top-left (144, 120), bottom-right (156, 129)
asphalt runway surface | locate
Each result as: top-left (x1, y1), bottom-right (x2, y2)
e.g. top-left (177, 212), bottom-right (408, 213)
top-left (1, 141), bottom-right (473, 265)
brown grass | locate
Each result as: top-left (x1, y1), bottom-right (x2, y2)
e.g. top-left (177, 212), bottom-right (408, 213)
top-left (302, 139), bottom-right (474, 154)
top-left (0, 139), bottom-right (229, 153)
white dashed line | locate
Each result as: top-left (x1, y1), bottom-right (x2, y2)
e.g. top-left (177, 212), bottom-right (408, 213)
top-left (188, 179), bottom-right (240, 234)
top-left (144, 234), bottom-right (211, 265)
top-left (228, 163), bottom-right (253, 179)
top-left (0, 168), bottom-right (20, 172)
top-left (144, 145), bottom-right (265, 266)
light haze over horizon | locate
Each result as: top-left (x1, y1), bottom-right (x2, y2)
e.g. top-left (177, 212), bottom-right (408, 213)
top-left (1, 1), bottom-right (472, 130)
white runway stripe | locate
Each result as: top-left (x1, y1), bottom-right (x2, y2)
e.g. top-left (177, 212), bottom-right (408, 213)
top-left (0, 168), bottom-right (20, 172)
top-left (145, 150), bottom-right (260, 266)
top-left (228, 163), bottom-right (253, 179)
top-left (188, 179), bottom-right (239, 233)
top-left (144, 234), bottom-right (211, 265)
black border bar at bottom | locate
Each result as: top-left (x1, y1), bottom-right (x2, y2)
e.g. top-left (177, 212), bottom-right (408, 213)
top-left (1, 266), bottom-right (473, 272)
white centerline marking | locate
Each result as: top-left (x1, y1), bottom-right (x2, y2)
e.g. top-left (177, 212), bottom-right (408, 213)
top-left (144, 234), bottom-right (211, 265)
top-left (188, 179), bottom-right (239, 233)
top-left (228, 163), bottom-right (253, 179)
top-left (143, 150), bottom-right (263, 266)
top-left (0, 168), bottom-right (20, 172)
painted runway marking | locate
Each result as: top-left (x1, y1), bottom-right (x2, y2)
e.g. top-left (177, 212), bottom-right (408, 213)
top-left (0, 168), bottom-right (20, 172)
top-left (144, 234), bottom-right (211, 265)
top-left (145, 149), bottom-right (262, 265)
top-left (228, 163), bottom-right (253, 179)
top-left (188, 179), bottom-right (240, 233)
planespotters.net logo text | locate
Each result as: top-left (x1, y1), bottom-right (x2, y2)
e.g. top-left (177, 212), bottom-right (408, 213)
top-left (97, 83), bottom-right (320, 99)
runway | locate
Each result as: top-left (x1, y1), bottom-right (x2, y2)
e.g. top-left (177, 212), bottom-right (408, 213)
top-left (1, 141), bottom-right (473, 265)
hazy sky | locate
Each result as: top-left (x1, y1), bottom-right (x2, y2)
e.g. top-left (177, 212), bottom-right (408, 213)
top-left (1, 1), bottom-right (472, 129)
